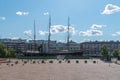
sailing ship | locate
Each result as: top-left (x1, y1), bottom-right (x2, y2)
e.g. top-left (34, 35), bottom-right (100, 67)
top-left (23, 16), bottom-right (83, 57)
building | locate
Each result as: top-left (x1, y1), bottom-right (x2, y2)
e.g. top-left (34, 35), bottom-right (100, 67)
top-left (80, 41), bottom-right (120, 56)
top-left (49, 40), bottom-right (81, 53)
top-left (1, 38), bottom-right (120, 56)
top-left (0, 38), bottom-right (26, 53)
top-left (27, 40), bottom-right (81, 53)
top-left (26, 40), bottom-right (48, 53)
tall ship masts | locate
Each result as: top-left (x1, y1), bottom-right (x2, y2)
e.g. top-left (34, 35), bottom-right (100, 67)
top-left (33, 19), bottom-right (36, 51)
top-left (48, 15), bottom-right (51, 53)
top-left (67, 17), bottom-right (70, 51)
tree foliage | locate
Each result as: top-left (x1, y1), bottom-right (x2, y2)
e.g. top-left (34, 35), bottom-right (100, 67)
top-left (0, 43), bottom-right (8, 58)
top-left (112, 49), bottom-right (120, 57)
top-left (9, 49), bottom-right (17, 58)
top-left (101, 44), bottom-right (109, 57)
top-left (38, 44), bottom-right (43, 53)
top-left (0, 43), bottom-right (17, 58)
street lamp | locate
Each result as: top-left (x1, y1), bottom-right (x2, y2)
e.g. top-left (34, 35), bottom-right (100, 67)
top-left (8, 50), bottom-right (10, 63)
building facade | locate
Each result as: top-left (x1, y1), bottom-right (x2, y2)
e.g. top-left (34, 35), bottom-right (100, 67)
top-left (26, 40), bottom-right (48, 53)
top-left (1, 38), bottom-right (120, 56)
top-left (0, 38), bottom-right (26, 53)
top-left (0, 38), bottom-right (81, 53)
top-left (49, 40), bottom-right (81, 53)
top-left (28, 40), bottom-right (81, 53)
top-left (80, 41), bottom-right (120, 56)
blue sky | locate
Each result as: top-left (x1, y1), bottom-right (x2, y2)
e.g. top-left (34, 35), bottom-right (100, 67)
top-left (0, 0), bottom-right (120, 42)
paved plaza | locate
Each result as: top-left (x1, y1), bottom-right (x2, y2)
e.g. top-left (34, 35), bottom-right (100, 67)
top-left (0, 59), bottom-right (120, 80)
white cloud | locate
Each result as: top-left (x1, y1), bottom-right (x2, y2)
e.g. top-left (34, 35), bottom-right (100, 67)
top-left (16, 11), bottom-right (29, 16)
top-left (101, 4), bottom-right (120, 14)
top-left (8, 33), bottom-right (19, 39)
top-left (50, 25), bottom-right (67, 34)
top-left (112, 34), bottom-right (117, 36)
top-left (50, 25), bottom-right (76, 35)
top-left (80, 39), bottom-right (90, 42)
top-left (23, 30), bottom-right (32, 35)
top-left (58, 40), bottom-right (66, 43)
top-left (38, 31), bottom-right (48, 36)
top-left (116, 32), bottom-right (120, 35)
top-left (91, 24), bottom-right (105, 29)
top-left (43, 12), bottom-right (49, 16)
top-left (11, 37), bottom-right (19, 40)
top-left (112, 31), bottom-right (120, 36)
top-left (79, 24), bottom-right (105, 37)
top-left (38, 25), bottom-right (76, 36)
top-left (69, 27), bottom-right (76, 35)
top-left (0, 17), bottom-right (6, 20)
top-left (79, 29), bottom-right (103, 37)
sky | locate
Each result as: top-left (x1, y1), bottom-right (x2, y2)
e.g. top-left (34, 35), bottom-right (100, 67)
top-left (0, 0), bottom-right (120, 43)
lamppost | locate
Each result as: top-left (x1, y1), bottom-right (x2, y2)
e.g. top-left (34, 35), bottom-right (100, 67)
top-left (8, 50), bottom-right (10, 63)
top-left (108, 51), bottom-right (112, 67)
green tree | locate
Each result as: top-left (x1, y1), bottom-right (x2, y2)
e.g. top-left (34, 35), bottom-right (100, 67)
top-left (38, 44), bottom-right (43, 53)
top-left (112, 49), bottom-right (120, 60)
top-left (101, 44), bottom-right (111, 61)
top-left (0, 43), bottom-right (8, 58)
top-left (9, 49), bottom-right (17, 58)
top-left (101, 44), bottom-right (109, 57)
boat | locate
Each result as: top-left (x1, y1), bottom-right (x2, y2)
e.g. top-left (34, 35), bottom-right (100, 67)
top-left (23, 16), bottom-right (83, 57)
